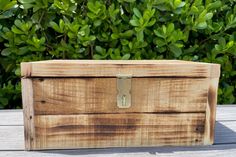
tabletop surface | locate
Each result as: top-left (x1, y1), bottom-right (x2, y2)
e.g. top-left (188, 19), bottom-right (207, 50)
top-left (0, 105), bottom-right (236, 157)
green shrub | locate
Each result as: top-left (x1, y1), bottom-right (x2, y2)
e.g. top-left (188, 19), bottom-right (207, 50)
top-left (0, 0), bottom-right (236, 108)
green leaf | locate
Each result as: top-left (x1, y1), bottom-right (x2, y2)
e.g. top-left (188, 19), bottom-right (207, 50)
top-left (178, 2), bottom-right (185, 8)
top-left (11, 26), bottom-right (24, 34)
top-left (95, 46), bottom-right (105, 54)
top-left (1, 48), bottom-right (11, 56)
top-left (147, 19), bottom-right (156, 27)
top-left (18, 46), bottom-right (29, 55)
top-left (49, 21), bottom-right (62, 33)
top-left (15, 67), bottom-right (21, 76)
top-left (93, 54), bottom-right (103, 59)
top-left (196, 22), bottom-right (207, 29)
top-left (130, 20), bottom-right (140, 26)
top-left (205, 13), bottom-right (213, 20)
top-left (218, 37), bottom-right (226, 47)
top-left (120, 30), bottom-right (134, 38)
top-left (174, 0), bottom-right (185, 8)
top-left (121, 53), bottom-right (130, 60)
top-left (19, 0), bottom-right (34, 3)
top-left (121, 39), bottom-right (129, 45)
top-left (94, 20), bottom-right (102, 27)
top-left (133, 8), bottom-right (142, 18)
top-left (137, 30), bottom-right (144, 42)
top-left (118, 0), bottom-right (136, 3)
top-left (111, 33), bottom-right (119, 39)
top-left (0, 98), bottom-right (8, 107)
top-left (162, 25), bottom-right (166, 34)
top-left (87, 12), bottom-right (97, 19)
top-left (154, 29), bottom-right (165, 38)
top-left (167, 23), bottom-right (174, 33)
top-left (168, 43), bottom-right (182, 57)
top-left (155, 38), bottom-right (166, 47)
top-left (22, 3), bottom-right (34, 9)
top-left (87, 1), bottom-right (100, 15)
top-left (226, 41), bottom-right (234, 49)
top-left (190, 6), bottom-right (199, 14)
top-left (215, 44), bottom-right (222, 51)
top-left (59, 19), bottom-right (64, 30)
top-left (2, 0), bottom-right (16, 11)
top-left (14, 20), bottom-right (22, 29)
top-left (207, 1), bottom-right (222, 11)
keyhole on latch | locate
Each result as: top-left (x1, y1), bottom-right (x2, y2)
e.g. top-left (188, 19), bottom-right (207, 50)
top-left (122, 95), bottom-right (126, 106)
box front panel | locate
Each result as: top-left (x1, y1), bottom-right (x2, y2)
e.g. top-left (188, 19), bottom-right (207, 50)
top-left (27, 77), bottom-right (210, 149)
top-left (33, 113), bottom-right (205, 149)
top-left (33, 78), bottom-right (209, 115)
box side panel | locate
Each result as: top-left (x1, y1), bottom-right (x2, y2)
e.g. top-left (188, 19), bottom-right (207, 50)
top-left (33, 113), bottom-right (205, 150)
top-left (33, 78), bottom-right (208, 114)
top-left (21, 78), bottom-right (35, 150)
top-left (204, 78), bottom-right (219, 145)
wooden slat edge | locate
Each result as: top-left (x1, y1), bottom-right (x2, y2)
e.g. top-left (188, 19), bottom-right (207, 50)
top-left (21, 63), bottom-right (32, 77)
top-left (21, 60), bottom-right (221, 78)
top-left (210, 64), bottom-right (221, 78)
top-left (204, 78), bottom-right (219, 145)
top-left (26, 63), bottom-right (213, 77)
top-left (24, 60), bottom-right (220, 65)
top-left (21, 79), bottom-right (35, 150)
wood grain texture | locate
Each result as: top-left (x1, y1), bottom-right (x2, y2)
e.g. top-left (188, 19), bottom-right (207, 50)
top-left (0, 126), bottom-right (24, 150)
top-left (1, 105), bottom-right (234, 125)
top-left (204, 78), bottom-right (219, 145)
top-left (0, 110), bottom-right (23, 126)
top-left (2, 144), bottom-right (236, 157)
top-left (1, 106), bottom-right (236, 151)
top-left (20, 60), bottom-right (221, 150)
top-left (33, 78), bottom-right (209, 114)
top-left (2, 113), bottom-right (236, 151)
top-left (21, 60), bottom-right (220, 78)
top-left (32, 113), bottom-right (205, 150)
top-left (216, 105), bottom-right (236, 121)
top-left (21, 79), bottom-right (35, 150)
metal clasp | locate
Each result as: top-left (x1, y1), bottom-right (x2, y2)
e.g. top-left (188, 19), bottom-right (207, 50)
top-left (117, 74), bottom-right (132, 108)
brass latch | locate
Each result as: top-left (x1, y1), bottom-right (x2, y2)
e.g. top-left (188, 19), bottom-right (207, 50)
top-left (117, 75), bottom-right (132, 108)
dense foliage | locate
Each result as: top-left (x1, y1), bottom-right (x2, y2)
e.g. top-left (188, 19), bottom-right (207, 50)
top-left (0, 0), bottom-right (236, 108)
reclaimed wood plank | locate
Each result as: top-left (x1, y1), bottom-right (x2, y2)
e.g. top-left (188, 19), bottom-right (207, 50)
top-left (216, 105), bottom-right (236, 121)
top-left (20, 60), bottom-right (221, 150)
top-left (0, 105), bottom-right (234, 126)
top-left (0, 126), bottom-right (24, 150)
top-left (0, 119), bottom-right (236, 150)
top-left (21, 60), bottom-right (220, 78)
top-left (32, 113), bottom-right (205, 150)
top-left (1, 144), bottom-right (236, 157)
top-left (204, 78), bottom-right (219, 145)
top-left (21, 78), bottom-right (36, 150)
top-left (0, 110), bottom-right (23, 126)
top-left (33, 78), bottom-right (208, 114)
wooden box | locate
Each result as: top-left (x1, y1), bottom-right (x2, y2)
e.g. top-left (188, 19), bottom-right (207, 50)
top-left (21, 60), bottom-right (220, 150)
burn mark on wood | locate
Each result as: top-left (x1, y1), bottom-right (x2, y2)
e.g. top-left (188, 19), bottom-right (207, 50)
top-left (88, 117), bottom-right (139, 134)
top-left (195, 125), bottom-right (205, 133)
top-left (206, 78), bottom-right (218, 144)
top-left (21, 60), bottom-right (220, 150)
top-left (40, 100), bottom-right (46, 104)
top-left (33, 78), bottom-right (210, 115)
top-left (38, 78), bottom-right (44, 82)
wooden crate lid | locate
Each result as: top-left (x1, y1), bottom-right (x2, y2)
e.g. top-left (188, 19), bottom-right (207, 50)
top-left (21, 60), bottom-right (220, 78)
